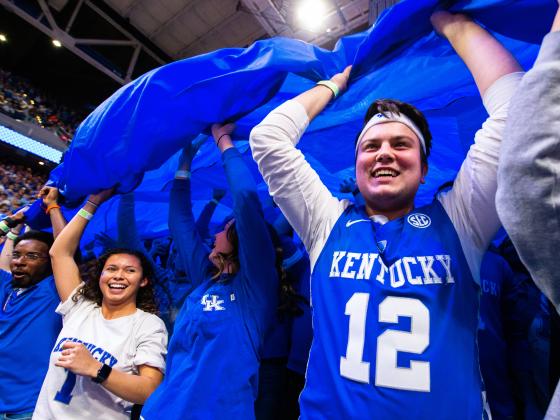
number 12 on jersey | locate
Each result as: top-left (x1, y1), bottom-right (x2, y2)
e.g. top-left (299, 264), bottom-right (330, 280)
top-left (340, 294), bottom-right (430, 392)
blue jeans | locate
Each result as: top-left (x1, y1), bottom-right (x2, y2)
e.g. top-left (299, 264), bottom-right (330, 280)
top-left (0, 413), bottom-right (33, 420)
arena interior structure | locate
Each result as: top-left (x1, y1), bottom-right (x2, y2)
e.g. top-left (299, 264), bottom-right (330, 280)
top-left (0, 0), bottom-right (399, 235)
top-left (1, 0), bottom-right (560, 419)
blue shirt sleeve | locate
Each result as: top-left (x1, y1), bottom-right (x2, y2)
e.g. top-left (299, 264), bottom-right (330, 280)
top-left (222, 148), bottom-right (277, 306)
top-left (117, 192), bottom-right (144, 251)
top-left (195, 200), bottom-right (218, 241)
top-left (169, 178), bottom-right (212, 289)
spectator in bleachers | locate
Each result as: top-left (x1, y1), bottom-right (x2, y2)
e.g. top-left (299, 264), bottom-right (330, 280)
top-left (0, 158), bottom-right (47, 216)
top-left (0, 68), bottom-right (86, 143)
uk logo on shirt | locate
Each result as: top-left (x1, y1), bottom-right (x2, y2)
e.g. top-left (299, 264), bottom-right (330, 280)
top-left (201, 294), bottom-right (225, 311)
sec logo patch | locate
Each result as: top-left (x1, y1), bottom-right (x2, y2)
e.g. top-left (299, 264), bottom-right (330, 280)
top-left (407, 213), bottom-right (431, 228)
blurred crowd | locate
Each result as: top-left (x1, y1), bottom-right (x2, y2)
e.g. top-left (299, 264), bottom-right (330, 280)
top-left (0, 68), bottom-right (85, 143)
top-left (0, 158), bottom-right (47, 218)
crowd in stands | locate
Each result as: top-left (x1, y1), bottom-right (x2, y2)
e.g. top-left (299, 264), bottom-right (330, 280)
top-left (0, 68), bottom-right (86, 143)
top-left (0, 158), bottom-right (47, 219)
top-left (0, 7), bottom-right (559, 420)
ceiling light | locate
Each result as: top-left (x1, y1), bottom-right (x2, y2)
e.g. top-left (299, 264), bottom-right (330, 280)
top-left (0, 34), bottom-right (6, 42)
top-left (38, 161), bottom-right (45, 166)
top-left (297, 0), bottom-right (327, 31)
top-left (52, 39), bottom-right (62, 47)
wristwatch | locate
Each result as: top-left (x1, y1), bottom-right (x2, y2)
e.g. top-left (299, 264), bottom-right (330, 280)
top-left (92, 363), bottom-right (112, 383)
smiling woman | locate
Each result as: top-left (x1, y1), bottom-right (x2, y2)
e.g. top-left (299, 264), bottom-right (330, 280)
top-left (32, 188), bottom-right (168, 420)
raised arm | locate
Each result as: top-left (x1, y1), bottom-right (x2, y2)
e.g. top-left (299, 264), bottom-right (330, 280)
top-left (168, 143), bottom-right (211, 288)
top-left (212, 123), bottom-right (276, 296)
top-left (496, 4), bottom-right (560, 312)
top-left (249, 68), bottom-right (351, 267)
top-left (38, 186), bottom-right (67, 238)
top-left (49, 189), bottom-right (114, 302)
top-left (117, 192), bottom-right (141, 249)
top-left (431, 12), bottom-right (521, 97)
top-left (195, 188), bottom-right (225, 240)
top-left (0, 207), bottom-right (27, 271)
top-left (432, 12), bottom-right (523, 280)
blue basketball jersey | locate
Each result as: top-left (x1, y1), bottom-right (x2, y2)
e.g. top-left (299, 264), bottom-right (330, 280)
top-left (299, 201), bottom-right (485, 419)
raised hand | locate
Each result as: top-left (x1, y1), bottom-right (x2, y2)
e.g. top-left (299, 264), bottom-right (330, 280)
top-left (211, 123), bottom-right (236, 152)
top-left (38, 186), bottom-right (59, 207)
top-left (430, 11), bottom-right (472, 40)
top-left (88, 187), bottom-right (116, 207)
top-left (212, 188), bottom-right (227, 202)
top-left (331, 65), bottom-right (352, 93)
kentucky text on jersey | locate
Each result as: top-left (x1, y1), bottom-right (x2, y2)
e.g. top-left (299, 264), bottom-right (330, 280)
top-left (52, 337), bottom-right (118, 367)
top-left (328, 252), bottom-right (455, 286)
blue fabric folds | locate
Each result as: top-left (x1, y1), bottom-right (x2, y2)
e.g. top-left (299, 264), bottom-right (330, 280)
top-left (46, 0), bottom-right (556, 239)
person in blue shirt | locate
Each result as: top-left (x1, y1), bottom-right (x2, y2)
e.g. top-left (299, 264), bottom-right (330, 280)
top-left (141, 123), bottom-right (280, 419)
top-left (0, 188), bottom-right (66, 420)
top-left (0, 227), bottom-right (61, 420)
top-left (250, 11), bottom-right (523, 419)
top-left (478, 248), bottom-right (527, 419)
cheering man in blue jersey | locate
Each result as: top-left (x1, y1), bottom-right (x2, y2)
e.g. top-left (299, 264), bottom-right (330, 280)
top-left (250, 11), bottom-right (523, 419)
top-left (0, 226), bottom-right (61, 419)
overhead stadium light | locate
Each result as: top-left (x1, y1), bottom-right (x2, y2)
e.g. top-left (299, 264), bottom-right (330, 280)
top-left (0, 34), bottom-right (7, 42)
top-left (297, 0), bottom-right (327, 31)
top-left (52, 39), bottom-right (62, 47)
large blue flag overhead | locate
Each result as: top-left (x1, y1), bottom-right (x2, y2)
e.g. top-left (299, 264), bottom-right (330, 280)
top-left (46, 0), bottom-right (556, 241)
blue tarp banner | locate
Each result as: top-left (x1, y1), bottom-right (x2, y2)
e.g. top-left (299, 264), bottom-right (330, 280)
top-left (45, 0), bottom-right (556, 241)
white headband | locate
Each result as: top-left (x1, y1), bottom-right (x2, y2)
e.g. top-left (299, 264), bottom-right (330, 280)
top-left (355, 112), bottom-right (426, 156)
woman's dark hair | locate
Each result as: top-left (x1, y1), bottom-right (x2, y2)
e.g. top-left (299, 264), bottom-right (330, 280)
top-left (355, 99), bottom-right (433, 166)
top-left (75, 248), bottom-right (159, 314)
top-left (211, 218), bottom-right (240, 280)
top-left (212, 220), bottom-right (304, 317)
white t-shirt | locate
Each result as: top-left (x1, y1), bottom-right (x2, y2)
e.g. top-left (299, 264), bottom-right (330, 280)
top-left (33, 285), bottom-right (167, 420)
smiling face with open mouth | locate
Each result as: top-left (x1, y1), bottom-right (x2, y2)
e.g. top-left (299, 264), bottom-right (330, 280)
top-left (355, 121), bottom-right (427, 218)
top-left (99, 253), bottom-right (148, 309)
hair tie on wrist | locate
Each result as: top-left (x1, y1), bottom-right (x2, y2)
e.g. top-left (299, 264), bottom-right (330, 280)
top-left (86, 200), bottom-right (98, 209)
top-left (316, 80), bottom-right (340, 99)
top-left (45, 203), bottom-right (61, 214)
top-left (217, 133), bottom-right (230, 146)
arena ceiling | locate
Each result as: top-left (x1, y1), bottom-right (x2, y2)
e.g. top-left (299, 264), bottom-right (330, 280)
top-left (0, 0), bottom-right (396, 106)
top-left (102, 0), bottom-right (374, 59)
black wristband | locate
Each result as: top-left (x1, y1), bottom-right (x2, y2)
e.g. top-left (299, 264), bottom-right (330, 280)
top-left (3, 217), bottom-right (19, 228)
top-left (92, 363), bottom-right (112, 384)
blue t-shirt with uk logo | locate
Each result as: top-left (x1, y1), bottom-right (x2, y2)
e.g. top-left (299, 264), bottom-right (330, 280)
top-left (0, 269), bottom-right (61, 414)
top-left (299, 200), bottom-right (485, 419)
top-left (142, 147), bottom-right (279, 419)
